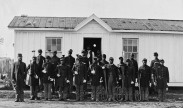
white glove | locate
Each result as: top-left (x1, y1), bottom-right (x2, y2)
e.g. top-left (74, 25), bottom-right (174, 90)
top-left (75, 71), bottom-right (78, 75)
top-left (50, 78), bottom-right (54, 81)
top-left (66, 80), bottom-right (70, 83)
top-left (91, 70), bottom-right (95, 74)
top-left (42, 69), bottom-right (46, 73)
top-left (154, 82), bottom-right (157, 86)
top-left (35, 75), bottom-right (38, 79)
top-left (166, 88), bottom-right (168, 91)
top-left (57, 74), bottom-right (60, 77)
top-left (149, 83), bottom-right (152, 87)
top-left (135, 82), bottom-right (138, 87)
top-left (83, 79), bottom-right (86, 83)
top-left (131, 81), bottom-right (134, 84)
top-left (102, 66), bottom-right (105, 69)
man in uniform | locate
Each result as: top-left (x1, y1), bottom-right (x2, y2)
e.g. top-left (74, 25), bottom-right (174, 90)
top-left (56, 57), bottom-right (70, 101)
top-left (117, 57), bottom-right (127, 101)
top-left (72, 55), bottom-right (87, 101)
top-left (27, 57), bottom-right (40, 100)
top-left (51, 51), bottom-right (60, 94)
top-left (138, 58), bottom-right (151, 101)
top-left (157, 59), bottom-right (169, 102)
top-left (36, 49), bottom-right (45, 92)
top-left (89, 57), bottom-right (103, 101)
top-left (65, 49), bottom-right (75, 97)
top-left (104, 57), bottom-right (119, 101)
top-left (81, 49), bottom-right (89, 97)
top-left (12, 53), bottom-right (26, 102)
top-left (101, 54), bottom-right (109, 65)
top-left (150, 52), bottom-right (160, 95)
top-left (124, 59), bottom-right (135, 101)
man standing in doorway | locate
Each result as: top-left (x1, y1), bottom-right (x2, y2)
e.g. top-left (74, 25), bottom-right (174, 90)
top-left (12, 53), bottom-right (26, 102)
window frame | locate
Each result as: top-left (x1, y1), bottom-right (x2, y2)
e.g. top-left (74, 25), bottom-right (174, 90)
top-left (122, 38), bottom-right (139, 61)
top-left (45, 37), bottom-right (62, 53)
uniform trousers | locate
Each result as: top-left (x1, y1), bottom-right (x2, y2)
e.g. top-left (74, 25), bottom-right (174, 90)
top-left (141, 87), bottom-right (149, 101)
top-left (43, 83), bottom-right (52, 99)
top-left (91, 86), bottom-right (100, 101)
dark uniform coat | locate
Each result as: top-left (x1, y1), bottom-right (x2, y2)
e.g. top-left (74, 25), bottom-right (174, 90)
top-left (42, 62), bottom-right (54, 83)
top-left (117, 63), bottom-right (127, 87)
top-left (72, 62), bottom-right (87, 86)
top-left (130, 58), bottom-right (138, 78)
top-left (65, 55), bottom-right (75, 80)
top-left (12, 61), bottom-right (26, 85)
top-left (138, 65), bottom-right (151, 87)
top-left (56, 64), bottom-right (70, 87)
top-left (150, 58), bottom-right (160, 68)
top-left (89, 63), bottom-right (103, 86)
top-left (27, 62), bottom-right (39, 86)
top-left (51, 55), bottom-right (60, 78)
top-left (81, 56), bottom-right (89, 68)
top-left (124, 65), bottom-right (135, 88)
top-left (157, 65), bottom-right (169, 89)
top-left (105, 64), bottom-right (119, 86)
top-left (36, 55), bottom-right (45, 77)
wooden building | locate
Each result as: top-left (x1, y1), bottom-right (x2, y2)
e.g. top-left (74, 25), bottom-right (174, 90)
top-left (8, 14), bottom-right (183, 86)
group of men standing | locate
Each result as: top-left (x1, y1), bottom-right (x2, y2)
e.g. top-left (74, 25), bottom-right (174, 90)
top-left (12, 49), bottom-right (169, 102)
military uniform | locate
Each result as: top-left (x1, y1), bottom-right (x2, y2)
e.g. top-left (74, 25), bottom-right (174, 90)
top-left (12, 54), bottom-right (26, 102)
top-left (105, 63), bottom-right (119, 101)
top-left (124, 60), bottom-right (136, 101)
top-left (36, 53), bottom-right (45, 91)
top-left (89, 62), bottom-right (103, 101)
top-left (117, 62), bottom-right (127, 100)
top-left (27, 60), bottom-right (39, 100)
top-left (65, 54), bottom-right (75, 94)
top-left (72, 57), bottom-right (87, 101)
top-left (51, 54), bottom-right (60, 93)
top-left (157, 60), bottom-right (169, 102)
top-left (138, 62), bottom-right (151, 101)
top-left (56, 62), bottom-right (70, 100)
top-left (42, 57), bottom-right (54, 100)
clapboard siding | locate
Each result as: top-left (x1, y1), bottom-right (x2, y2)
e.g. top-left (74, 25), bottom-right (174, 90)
top-left (14, 20), bottom-right (183, 86)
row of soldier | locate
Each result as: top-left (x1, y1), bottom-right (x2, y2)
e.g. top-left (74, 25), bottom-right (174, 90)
top-left (12, 49), bottom-right (169, 102)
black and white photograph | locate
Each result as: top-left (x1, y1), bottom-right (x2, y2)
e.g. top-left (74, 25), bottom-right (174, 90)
top-left (0, 0), bottom-right (183, 107)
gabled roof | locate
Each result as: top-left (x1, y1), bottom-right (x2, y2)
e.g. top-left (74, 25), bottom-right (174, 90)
top-left (8, 14), bottom-right (183, 32)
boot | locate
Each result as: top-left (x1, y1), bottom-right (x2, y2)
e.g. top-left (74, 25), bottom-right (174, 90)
top-left (15, 94), bottom-right (19, 102)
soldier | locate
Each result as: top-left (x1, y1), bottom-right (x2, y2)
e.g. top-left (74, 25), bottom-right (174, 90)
top-left (42, 56), bottom-right (54, 101)
top-left (89, 57), bottom-right (103, 101)
top-left (65, 49), bottom-right (75, 97)
top-left (138, 58), bottom-right (151, 101)
top-left (81, 49), bottom-right (89, 97)
top-left (104, 57), bottom-right (119, 101)
top-left (101, 54), bottom-right (109, 65)
top-left (72, 55), bottom-right (87, 101)
top-left (117, 57), bottom-right (127, 101)
top-left (36, 49), bottom-right (45, 92)
top-left (150, 52), bottom-right (160, 95)
top-left (86, 46), bottom-right (95, 64)
top-left (157, 59), bottom-right (169, 102)
top-left (27, 57), bottom-right (40, 100)
top-left (51, 51), bottom-right (60, 94)
top-left (124, 59), bottom-right (135, 101)
top-left (12, 53), bottom-right (26, 102)
top-left (56, 57), bottom-right (70, 101)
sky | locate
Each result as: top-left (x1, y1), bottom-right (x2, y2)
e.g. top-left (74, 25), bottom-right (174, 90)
top-left (0, 0), bottom-right (183, 58)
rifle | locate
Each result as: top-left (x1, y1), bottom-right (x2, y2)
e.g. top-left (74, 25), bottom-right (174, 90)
top-left (138, 73), bottom-right (141, 101)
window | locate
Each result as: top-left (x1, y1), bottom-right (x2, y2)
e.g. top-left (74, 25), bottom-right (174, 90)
top-left (46, 37), bottom-right (62, 57)
top-left (123, 38), bottom-right (138, 61)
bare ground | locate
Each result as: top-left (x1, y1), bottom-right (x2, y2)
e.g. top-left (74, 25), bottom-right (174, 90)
top-left (0, 98), bottom-right (182, 108)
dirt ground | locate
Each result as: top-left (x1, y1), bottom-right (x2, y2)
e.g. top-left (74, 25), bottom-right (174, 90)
top-left (0, 98), bottom-right (182, 108)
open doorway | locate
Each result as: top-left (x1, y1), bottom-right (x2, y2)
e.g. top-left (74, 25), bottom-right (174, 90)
top-left (83, 38), bottom-right (101, 56)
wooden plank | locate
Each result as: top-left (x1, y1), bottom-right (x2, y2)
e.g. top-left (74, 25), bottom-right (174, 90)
top-left (52, 17), bottom-right (60, 28)
top-left (8, 16), bottom-right (19, 27)
top-left (25, 17), bottom-right (35, 28)
top-left (59, 18), bottom-right (65, 28)
top-left (33, 17), bottom-right (41, 28)
top-left (39, 17), bottom-right (47, 28)
top-left (46, 17), bottom-right (53, 28)
top-left (18, 17), bottom-right (29, 27)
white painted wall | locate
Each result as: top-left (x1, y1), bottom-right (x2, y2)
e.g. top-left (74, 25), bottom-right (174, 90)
top-left (14, 20), bottom-right (183, 86)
